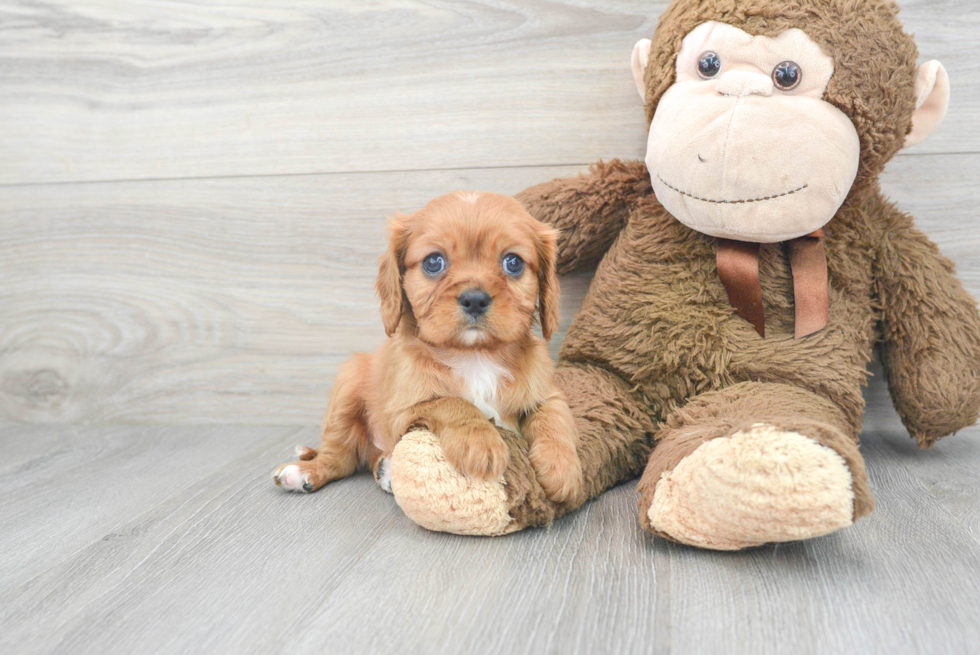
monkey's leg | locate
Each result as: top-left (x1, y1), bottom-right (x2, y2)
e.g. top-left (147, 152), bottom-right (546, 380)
top-left (637, 381), bottom-right (874, 550)
top-left (388, 363), bottom-right (655, 535)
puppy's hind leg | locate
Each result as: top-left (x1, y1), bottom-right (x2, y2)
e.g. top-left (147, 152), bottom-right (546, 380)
top-left (274, 424), bottom-right (367, 493)
top-left (273, 355), bottom-right (372, 493)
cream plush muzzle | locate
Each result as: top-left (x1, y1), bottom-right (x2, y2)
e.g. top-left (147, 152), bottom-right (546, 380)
top-left (640, 22), bottom-right (861, 243)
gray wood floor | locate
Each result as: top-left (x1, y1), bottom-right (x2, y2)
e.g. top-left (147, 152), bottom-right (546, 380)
top-left (2, 376), bottom-right (980, 655)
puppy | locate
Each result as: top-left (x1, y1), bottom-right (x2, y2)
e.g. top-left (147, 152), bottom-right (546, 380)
top-left (272, 191), bottom-right (584, 503)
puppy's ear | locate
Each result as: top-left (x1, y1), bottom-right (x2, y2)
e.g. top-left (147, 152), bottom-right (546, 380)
top-left (534, 223), bottom-right (561, 341)
top-left (376, 213), bottom-right (411, 337)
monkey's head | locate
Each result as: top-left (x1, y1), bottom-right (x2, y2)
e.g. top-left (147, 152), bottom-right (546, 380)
top-left (632, 0), bottom-right (948, 243)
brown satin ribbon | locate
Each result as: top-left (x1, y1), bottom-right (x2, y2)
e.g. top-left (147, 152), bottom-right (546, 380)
top-left (716, 229), bottom-right (828, 339)
top-left (717, 239), bottom-right (764, 337)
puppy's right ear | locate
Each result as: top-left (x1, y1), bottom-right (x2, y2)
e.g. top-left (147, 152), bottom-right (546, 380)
top-left (376, 213), bottom-right (411, 337)
top-left (534, 223), bottom-right (561, 341)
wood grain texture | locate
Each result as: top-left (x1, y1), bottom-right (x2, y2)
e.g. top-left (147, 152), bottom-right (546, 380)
top-left (0, 411), bottom-right (978, 654)
top-left (0, 164), bottom-right (592, 424)
top-left (0, 424), bottom-right (303, 588)
top-left (2, 155), bottom-right (977, 424)
top-left (2, 3), bottom-right (979, 653)
top-left (0, 0), bottom-right (976, 186)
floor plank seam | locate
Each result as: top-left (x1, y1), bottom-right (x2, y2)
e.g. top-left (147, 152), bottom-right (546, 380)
top-left (1, 151), bottom-right (974, 189)
top-left (0, 162), bottom-right (596, 190)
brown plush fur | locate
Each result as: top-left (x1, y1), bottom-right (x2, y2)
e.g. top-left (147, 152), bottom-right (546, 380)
top-left (273, 192), bottom-right (584, 503)
top-left (481, 0), bottom-right (980, 538)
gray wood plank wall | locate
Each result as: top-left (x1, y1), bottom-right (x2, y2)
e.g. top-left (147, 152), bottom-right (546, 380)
top-left (2, 0), bottom-right (978, 425)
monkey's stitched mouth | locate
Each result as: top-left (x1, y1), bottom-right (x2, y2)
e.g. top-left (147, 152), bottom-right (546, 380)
top-left (658, 176), bottom-right (808, 204)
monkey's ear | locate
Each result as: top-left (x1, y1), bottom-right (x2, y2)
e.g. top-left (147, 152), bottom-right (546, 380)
top-left (631, 39), bottom-right (652, 102)
top-left (905, 60), bottom-right (950, 148)
top-left (534, 225), bottom-right (561, 341)
top-left (376, 213), bottom-right (411, 337)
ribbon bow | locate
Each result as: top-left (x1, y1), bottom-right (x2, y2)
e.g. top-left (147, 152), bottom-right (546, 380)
top-left (715, 229), bottom-right (828, 339)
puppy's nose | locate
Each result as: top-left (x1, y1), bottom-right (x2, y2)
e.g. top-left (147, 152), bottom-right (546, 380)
top-left (458, 289), bottom-right (492, 318)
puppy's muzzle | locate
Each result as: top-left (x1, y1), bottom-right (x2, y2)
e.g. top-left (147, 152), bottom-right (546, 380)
top-left (458, 289), bottom-right (491, 320)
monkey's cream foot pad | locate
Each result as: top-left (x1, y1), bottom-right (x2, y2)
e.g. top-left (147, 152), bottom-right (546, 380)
top-left (388, 430), bottom-right (519, 536)
top-left (646, 424), bottom-right (855, 550)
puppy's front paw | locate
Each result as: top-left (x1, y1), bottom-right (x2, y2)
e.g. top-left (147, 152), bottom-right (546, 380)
top-left (529, 441), bottom-right (585, 504)
top-left (441, 421), bottom-right (509, 481)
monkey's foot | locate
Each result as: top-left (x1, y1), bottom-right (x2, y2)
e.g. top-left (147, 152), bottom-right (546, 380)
top-left (641, 424), bottom-right (856, 550)
top-left (388, 428), bottom-right (573, 536)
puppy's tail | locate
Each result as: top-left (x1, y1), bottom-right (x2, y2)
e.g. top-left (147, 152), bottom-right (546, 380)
top-left (294, 445), bottom-right (318, 461)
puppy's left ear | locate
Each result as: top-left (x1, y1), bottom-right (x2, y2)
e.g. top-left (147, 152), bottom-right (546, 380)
top-left (534, 224), bottom-right (561, 341)
top-left (376, 213), bottom-right (412, 337)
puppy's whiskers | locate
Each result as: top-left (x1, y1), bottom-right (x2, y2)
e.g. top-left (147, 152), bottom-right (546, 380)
top-left (415, 288), bottom-right (440, 318)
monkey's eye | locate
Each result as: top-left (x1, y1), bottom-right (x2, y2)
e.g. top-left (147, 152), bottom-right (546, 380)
top-left (502, 253), bottom-right (525, 277)
top-left (772, 61), bottom-right (802, 90)
top-left (422, 253), bottom-right (446, 276)
top-left (697, 52), bottom-right (722, 79)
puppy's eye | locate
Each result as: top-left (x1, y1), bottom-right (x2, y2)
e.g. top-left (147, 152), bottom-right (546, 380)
top-left (502, 254), bottom-right (525, 277)
top-left (697, 51), bottom-right (721, 79)
top-left (772, 61), bottom-right (802, 90)
top-left (421, 253), bottom-right (446, 276)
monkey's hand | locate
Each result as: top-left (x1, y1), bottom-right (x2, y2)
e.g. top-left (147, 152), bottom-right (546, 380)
top-left (515, 159), bottom-right (651, 274)
top-left (875, 205), bottom-right (980, 447)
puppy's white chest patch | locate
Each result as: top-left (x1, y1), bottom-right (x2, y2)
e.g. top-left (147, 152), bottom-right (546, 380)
top-left (438, 351), bottom-right (513, 427)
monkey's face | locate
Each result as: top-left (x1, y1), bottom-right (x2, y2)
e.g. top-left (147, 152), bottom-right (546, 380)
top-left (641, 22), bottom-right (861, 243)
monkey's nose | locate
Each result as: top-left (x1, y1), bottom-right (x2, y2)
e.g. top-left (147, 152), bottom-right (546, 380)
top-left (458, 289), bottom-right (492, 318)
top-left (716, 70), bottom-right (773, 98)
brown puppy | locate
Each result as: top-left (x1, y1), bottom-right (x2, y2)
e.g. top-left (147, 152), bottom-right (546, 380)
top-left (273, 191), bottom-right (583, 503)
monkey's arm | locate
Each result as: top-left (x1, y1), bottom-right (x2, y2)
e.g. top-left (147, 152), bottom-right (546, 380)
top-left (516, 159), bottom-right (651, 274)
top-left (874, 202), bottom-right (980, 447)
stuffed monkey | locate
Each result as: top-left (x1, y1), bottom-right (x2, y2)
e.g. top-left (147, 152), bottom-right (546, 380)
top-left (386, 0), bottom-right (980, 549)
